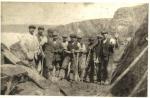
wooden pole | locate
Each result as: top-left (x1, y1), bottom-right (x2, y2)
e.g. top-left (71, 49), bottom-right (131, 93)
top-left (129, 70), bottom-right (147, 97)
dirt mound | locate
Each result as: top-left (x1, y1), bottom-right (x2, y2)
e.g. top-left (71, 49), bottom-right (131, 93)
top-left (110, 14), bottom-right (148, 96)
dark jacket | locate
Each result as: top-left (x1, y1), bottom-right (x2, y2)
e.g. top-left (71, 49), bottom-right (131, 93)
top-left (101, 38), bottom-right (112, 61)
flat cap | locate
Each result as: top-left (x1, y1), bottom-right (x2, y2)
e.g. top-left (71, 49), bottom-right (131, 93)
top-left (70, 34), bottom-right (77, 38)
top-left (29, 25), bottom-right (36, 29)
top-left (77, 35), bottom-right (83, 39)
top-left (88, 37), bottom-right (95, 41)
top-left (62, 35), bottom-right (67, 38)
top-left (96, 34), bottom-right (103, 38)
top-left (101, 31), bottom-right (108, 34)
top-left (47, 28), bottom-right (54, 33)
top-left (38, 26), bottom-right (44, 30)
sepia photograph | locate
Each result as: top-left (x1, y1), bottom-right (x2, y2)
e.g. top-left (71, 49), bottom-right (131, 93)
top-left (1, 1), bottom-right (148, 97)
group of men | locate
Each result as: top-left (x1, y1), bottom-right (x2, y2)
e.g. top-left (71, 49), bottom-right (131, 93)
top-left (20, 25), bottom-right (116, 85)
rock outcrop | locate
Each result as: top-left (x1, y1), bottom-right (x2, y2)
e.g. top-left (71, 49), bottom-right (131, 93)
top-left (110, 14), bottom-right (148, 97)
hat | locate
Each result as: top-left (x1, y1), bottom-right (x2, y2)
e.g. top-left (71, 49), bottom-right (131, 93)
top-left (88, 37), bottom-right (95, 41)
top-left (38, 26), bottom-right (44, 30)
top-left (53, 31), bottom-right (58, 37)
top-left (70, 34), bottom-right (77, 38)
top-left (77, 35), bottom-right (83, 39)
top-left (47, 28), bottom-right (54, 33)
top-left (29, 25), bottom-right (36, 29)
top-left (101, 31), bottom-right (108, 34)
top-left (96, 34), bottom-right (103, 38)
top-left (62, 35), bottom-right (67, 38)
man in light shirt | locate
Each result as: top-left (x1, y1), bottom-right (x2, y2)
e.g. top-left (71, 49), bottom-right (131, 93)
top-left (61, 35), bottom-right (68, 50)
top-left (77, 35), bottom-right (87, 82)
top-left (20, 25), bottom-right (40, 67)
top-left (36, 26), bottom-right (47, 73)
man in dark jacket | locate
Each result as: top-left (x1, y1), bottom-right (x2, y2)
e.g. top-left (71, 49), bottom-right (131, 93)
top-left (52, 33), bottom-right (63, 77)
top-left (100, 31), bottom-right (113, 85)
top-left (93, 34), bottom-right (103, 84)
top-left (59, 34), bottom-right (79, 81)
top-left (43, 29), bottom-right (54, 79)
top-left (84, 37), bottom-right (96, 82)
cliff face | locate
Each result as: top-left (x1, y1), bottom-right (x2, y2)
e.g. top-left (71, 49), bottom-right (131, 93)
top-left (50, 4), bottom-right (148, 43)
top-left (111, 14), bottom-right (148, 97)
top-left (54, 18), bottom-right (111, 37)
top-left (109, 4), bottom-right (148, 40)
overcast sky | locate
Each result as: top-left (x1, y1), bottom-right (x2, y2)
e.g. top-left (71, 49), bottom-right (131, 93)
top-left (2, 2), bottom-right (143, 25)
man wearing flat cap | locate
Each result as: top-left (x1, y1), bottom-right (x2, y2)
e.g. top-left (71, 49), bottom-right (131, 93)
top-left (50, 32), bottom-right (63, 78)
top-left (43, 29), bottom-right (55, 79)
top-left (35, 26), bottom-right (47, 73)
top-left (59, 33), bottom-right (80, 81)
top-left (61, 35), bottom-right (68, 50)
top-left (76, 35), bottom-right (87, 81)
top-left (20, 25), bottom-right (40, 67)
top-left (84, 36), bottom-right (96, 82)
top-left (100, 31), bottom-right (113, 85)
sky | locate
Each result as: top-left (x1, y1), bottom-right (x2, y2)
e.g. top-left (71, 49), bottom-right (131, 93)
top-left (2, 2), bottom-right (143, 25)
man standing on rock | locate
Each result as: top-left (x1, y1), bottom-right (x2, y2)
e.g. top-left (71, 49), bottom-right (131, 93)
top-left (20, 25), bottom-right (40, 68)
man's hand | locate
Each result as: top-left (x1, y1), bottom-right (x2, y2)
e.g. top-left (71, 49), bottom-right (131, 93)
top-left (71, 49), bottom-right (75, 53)
top-left (64, 50), bottom-right (71, 54)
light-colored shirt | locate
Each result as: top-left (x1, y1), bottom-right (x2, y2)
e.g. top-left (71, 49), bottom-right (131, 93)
top-left (77, 42), bottom-right (86, 53)
top-left (61, 41), bottom-right (68, 50)
top-left (20, 33), bottom-right (40, 59)
top-left (37, 35), bottom-right (48, 46)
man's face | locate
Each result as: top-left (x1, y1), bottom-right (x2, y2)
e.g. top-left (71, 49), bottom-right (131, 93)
top-left (38, 29), bottom-right (44, 36)
top-left (103, 33), bottom-right (108, 39)
top-left (48, 32), bottom-right (53, 37)
top-left (63, 38), bottom-right (67, 42)
top-left (53, 37), bottom-right (57, 41)
top-left (77, 38), bottom-right (82, 42)
top-left (29, 28), bottom-right (35, 34)
top-left (70, 37), bottom-right (76, 42)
